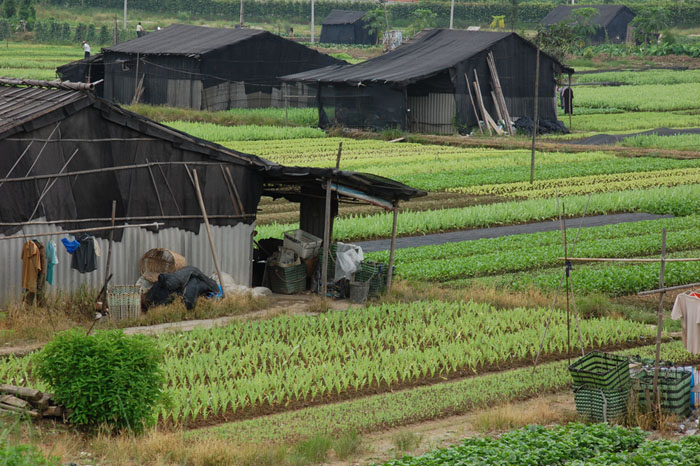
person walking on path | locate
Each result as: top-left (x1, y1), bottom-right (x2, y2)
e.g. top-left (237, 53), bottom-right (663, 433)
top-left (136, 22), bottom-right (144, 37)
top-left (82, 41), bottom-right (91, 59)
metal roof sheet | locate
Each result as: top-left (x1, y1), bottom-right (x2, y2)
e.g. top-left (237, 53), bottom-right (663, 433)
top-left (0, 85), bottom-right (88, 136)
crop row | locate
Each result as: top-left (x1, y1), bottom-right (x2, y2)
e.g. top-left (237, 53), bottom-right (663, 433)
top-left (621, 133), bottom-right (700, 151)
top-left (379, 423), bottom-right (700, 466)
top-left (0, 301), bottom-right (655, 425)
top-left (257, 184), bottom-right (700, 241)
top-left (366, 215), bottom-right (700, 282)
top-left (448, 167), bottom-right (700, 198)
top-left (575, 69), bottom-right (700, 86)
top-left (164, 121), bottom-right (325, 141)
top-left (575, 83), bottom-right (700, 111)
top-left (569, 111), bottom-right (700, 133)
top-left (197, 341), bottom-right (692, 445)
top-left (478, 248), bottom-right (700, 296)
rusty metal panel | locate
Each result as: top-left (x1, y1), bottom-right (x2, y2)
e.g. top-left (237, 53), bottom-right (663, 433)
top-left (407, 93), bottom-right (455, 135)
top-left (0, 221), bottom-right (254, 306)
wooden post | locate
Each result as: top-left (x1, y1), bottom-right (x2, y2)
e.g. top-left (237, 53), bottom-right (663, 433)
top-left (530, 48), bottom-right (540, 184)
top-left (310, 0), bottom-right (315, 43)
top-left (192, 170), bottom-right (226, 298)
top-left (561, 202), bottom-right (571, 360)
top-left (321, 142), bottom-right (342, 296)
top-left (386, 203), bottom-right (399, 291)
top-left (568, 72), bottom-right (573, 131)
top-left (102, 200), bottom-right (117, 312)
top-left (239, 0), bottom-right (244, 26)
top-left (465, 75), bottom-right (483, 135)
top-left (133, 52), bottom-right (140, 102)
top-left (653, 228), bottom-right (667, 409)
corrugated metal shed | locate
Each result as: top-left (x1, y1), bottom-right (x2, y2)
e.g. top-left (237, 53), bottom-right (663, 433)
top-left (0, 86), bottom-right (88, 136)
top-left (0, 221), bottom-right (253, 306)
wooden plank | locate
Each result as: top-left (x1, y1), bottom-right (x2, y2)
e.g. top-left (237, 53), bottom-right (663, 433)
top-left (487, 52), bottom-right (515, 135)
top-left (42, 405), bottom-right (64, 418)
top-left (490, 91), bottom-right (503, 122)
top-left (471, 73), bottom-right (492, 136)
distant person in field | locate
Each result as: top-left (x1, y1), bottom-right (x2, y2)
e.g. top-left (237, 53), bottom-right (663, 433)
top-left (290, 27), bottom-right (294, 39)
top-left (82, 41), bottom-right (91, 59)
top-left (136, 22), bottom-right (144, 37)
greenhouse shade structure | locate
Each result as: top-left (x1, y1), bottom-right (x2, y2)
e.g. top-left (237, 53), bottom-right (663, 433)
top-left (101, 24), bottom-right (345, 110)
top-left (0, 78), bottom-right (424, 303)
top-left (282, 29), bottom-right (573, 134)
top-left (56, 54), bottom-right (105, 97)
top-left (540, 5), bottom-right (636, 44)
top-left (320, 10), bottom-right (377, 45)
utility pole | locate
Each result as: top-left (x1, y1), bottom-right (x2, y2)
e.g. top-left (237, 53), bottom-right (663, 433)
top-left (311, 0), bottom-right (315, 43)
top-left (123, 0), bottom-right (127, 31)
top-left (449, 0), bottom-right (455, 29)
top-left (240, 0), bottom-right (244, 26)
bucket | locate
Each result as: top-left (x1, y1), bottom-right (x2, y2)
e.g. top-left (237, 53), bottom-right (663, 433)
top-left (349, 280), bottom-right (370, 304)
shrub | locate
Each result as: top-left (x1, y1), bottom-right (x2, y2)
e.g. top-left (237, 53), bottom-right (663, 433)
top-left (0, 443), bottom-right (59, 466)
top-left (32, 329), bottom-right (164, 432)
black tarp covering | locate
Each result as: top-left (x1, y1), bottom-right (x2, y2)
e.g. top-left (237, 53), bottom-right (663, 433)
top-left (101, 24), bottom-right (345, 108)
top-left (283, 30), bottom-right (572, 132)
top-left (540, 5), bottom-right (636, 44)
top-left (320, 10), bottom-right (376, 45)
top-left (144, 266), bottom-right (219, 310)
top-left (0, 87), bottom-right (266, 240)
top-left (56, 54), bottom-right (105, 97)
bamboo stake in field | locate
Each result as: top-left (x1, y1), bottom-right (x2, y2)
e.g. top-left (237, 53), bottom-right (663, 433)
top-left (653, 229), bottom-right (667, 409)
top-left (386, 203), bottom-right (399, 291)
top-left (530, 48), bottom-right (540, 184)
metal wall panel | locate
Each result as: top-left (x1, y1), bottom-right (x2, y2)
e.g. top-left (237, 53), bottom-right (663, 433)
top-left (0, 221), bottom-right (254, 306)
top-left (407, 93), bottom-right (455, 134)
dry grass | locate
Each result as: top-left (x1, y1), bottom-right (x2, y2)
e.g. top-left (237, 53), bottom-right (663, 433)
top-left (620, 391), bottom-right (681, 436)
top-left (306, 296), bottom-right (332, 313)
top-left (472, 398), bottom-right (579, 433)
top-left (0, 288), bottom-right (268, 347)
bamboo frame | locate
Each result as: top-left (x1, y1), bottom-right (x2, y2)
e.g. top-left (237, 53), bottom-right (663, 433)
top-left (0, 214), bottom-right (254, 227)
top-left (0, 222), bottom-right (164, 241)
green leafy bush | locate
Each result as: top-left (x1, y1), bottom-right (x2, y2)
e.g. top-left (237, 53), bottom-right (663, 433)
top-left (32, 329), bottom-right (164, 432)
top-left (0, 443), bottom-right (59, 466)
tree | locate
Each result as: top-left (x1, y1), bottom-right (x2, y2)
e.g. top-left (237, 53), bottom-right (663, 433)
top-left (632, 7), bottom-right (670, 45)
top-left (98, 24), bottom-right (110, 45)
top-left (410, 8), bottom-right (436, 36)
top-left (2, 0), bottom-right (16, 19)
top-left (509, 0), bottom-right (520, 32)
top-left (363, 8), bottom-right (386, 45)
top-left (18, 0), bottom-right (34, 22)
top-left (0, 18), bottom-right (9, 40)
top-left (535, 22), bottom-right (577, 62)
top-left (568, 8), bottom-right (601, 45)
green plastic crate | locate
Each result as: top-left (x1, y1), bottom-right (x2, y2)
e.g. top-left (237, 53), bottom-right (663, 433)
top-left (269, 262), bottom-right (307, 294)
top-left (573, 385), bottom-right (629, 422)
top-left (632, 369), bottom-right (691, 417)
top-left (569, 352), bottom-right (631, 391)
top-left (355, 261), bottom-right (393, 297)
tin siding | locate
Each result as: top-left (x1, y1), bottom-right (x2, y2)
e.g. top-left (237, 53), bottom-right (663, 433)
top-left (407, 93), bottom-right (455, 134)
top-left (0, 221), bottom-right (254, 306)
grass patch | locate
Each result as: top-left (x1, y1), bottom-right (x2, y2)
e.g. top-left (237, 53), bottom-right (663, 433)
top-left (620, 133), bottom-right (700, 151)
top-left (163, 121), bottom-right (325, 141)
top-left (289, 434), bottom-right (332, 465)
top-left (570, 111), bottom-right (700, 133)
top-left (332, 429), bottom-right (362, 460)
top-left (472, 398), bottom-right (579, 433)
top-left (127, 104), bottom-right (318, 127)
top-left (392, 431), bottom-right (422, 456)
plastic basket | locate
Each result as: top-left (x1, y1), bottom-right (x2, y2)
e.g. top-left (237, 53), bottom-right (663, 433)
top-left (569, 352), bottom-right (631, 391)
top-left (269, 262), bottom-right (307, 294)
top-left (284, 230), bottom-right (322, 259)
top-left (107, 285), bottom-right (141, 321)
top-left (139, 248), bottom-right (186, 282)
top-left (573, 385), bottom-right (629, 422)
top-left (632, 369), bottom-right (692, 416)
top-left (355, 261), bottom-right (393, 297)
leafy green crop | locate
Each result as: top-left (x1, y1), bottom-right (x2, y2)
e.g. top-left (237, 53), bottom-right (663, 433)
top-left (163, 121), bottom-right (325, 141)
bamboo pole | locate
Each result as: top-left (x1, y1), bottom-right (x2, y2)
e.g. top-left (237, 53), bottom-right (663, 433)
top-left (191, 170), bottom-right (226, 298)
top-left (25, 123), bottom-right (60, 177)
top-left (653, 229), bottom-right (667, 409)
top-left (220, 165), bottom-right (241, 216)
top-left (0, 161), bottom-right (219, 185)
top-left (145, 158), bottom-right (165, 216)
top-left (530, 48), bottom-right (540, 184)
top-left (559, 257), bottom-right (700, 263)
top-left (0, 214), bottom-right (253, 227)
top-left (560, 202), bottom-right (571, 361)
top-left (28, 148), bottom-right (79, 222)
top-left (464, 74), bottom-right (483, 135)
top-left (568, 72), bottom-right (573, 130)
top-left (0, 222), bottom-right (163, 241)
top-left (156, 164), bottom-right (182, 216)
top-left (101, 200), bottom-right (117, 313)
top-left (638, 281), bottom-right (700, 296)
top-left (386, 203), bottom-right (399, 292)
top-left (225, 166), bottom-right (246, 216)
top-left (321, 143), bottom-right (342, 297)
top-left (0, 142), bottom-right (34, 191)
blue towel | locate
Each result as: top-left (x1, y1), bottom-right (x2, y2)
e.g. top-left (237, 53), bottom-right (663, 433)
top-left (61, 237), bottom-right (80, 254)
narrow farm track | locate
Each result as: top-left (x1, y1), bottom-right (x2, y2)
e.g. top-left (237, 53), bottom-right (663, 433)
top-left (357, 213), bottom-right (670, 252)
top-left (176, 336), bottom-right (667, 431)
top-left (365, 133), bottom-right (700, 159)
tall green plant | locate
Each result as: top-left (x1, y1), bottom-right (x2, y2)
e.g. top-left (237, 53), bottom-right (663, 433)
top-left (32, 329), bottom-right (164, 432)
top-left (363, 8), bottom-right (385, 45)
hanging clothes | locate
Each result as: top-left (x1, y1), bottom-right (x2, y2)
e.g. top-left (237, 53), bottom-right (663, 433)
top-left (46, 240), bottom-right (59, 285)
top-left (562, 87), bottom-right (574, 115)
top-left (61, 237), bottom-right (80, 254)
top-left (71, 233), bottom-right (97, 273)
top-left (671, 293), bottom-right (700, 354)
top-left (21, 240), bottom-right (41, 293)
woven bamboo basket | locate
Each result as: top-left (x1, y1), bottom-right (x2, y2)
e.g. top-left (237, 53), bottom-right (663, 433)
top-left (139, 248), bottom-right (186, 282)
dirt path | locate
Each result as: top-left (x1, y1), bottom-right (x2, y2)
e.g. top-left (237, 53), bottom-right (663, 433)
top-left (327, 392), bottom-right (577, 465)
top-left (357, 213), bottom-right (670, 252)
